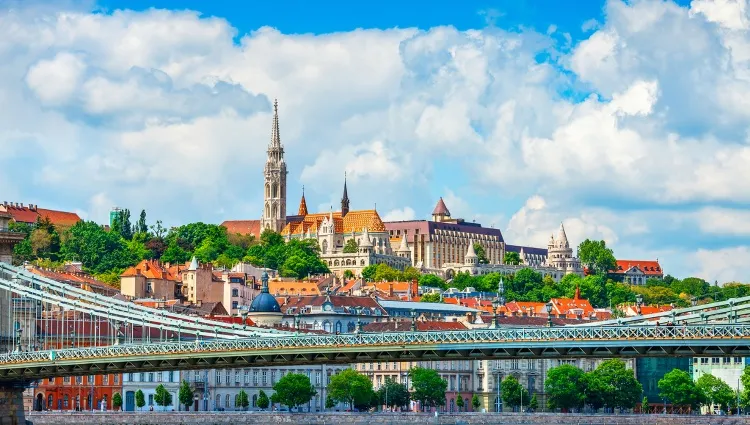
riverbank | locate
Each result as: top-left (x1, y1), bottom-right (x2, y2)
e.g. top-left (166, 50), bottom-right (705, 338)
top-left (25, 411), bottom-right (750, 425)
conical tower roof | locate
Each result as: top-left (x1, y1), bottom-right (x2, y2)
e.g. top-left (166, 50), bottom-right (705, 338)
top-left (557, 222), bottom-right (569, 247)
top-left (298, 187), bottom-right (308, 216)
top-left (465, 240), bottom-right (477, 258)
top-left (360, 227), bottom-right (373, 247)
top-left (398, 235), bottom-right (410, 252)
top-left (188, 256), bottom-right (198, 271)
top-left (432, 197), bottom-right (451, 216)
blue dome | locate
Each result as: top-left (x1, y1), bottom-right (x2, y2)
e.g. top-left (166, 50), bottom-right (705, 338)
top-left (249, 293), bottom-right (281, 313)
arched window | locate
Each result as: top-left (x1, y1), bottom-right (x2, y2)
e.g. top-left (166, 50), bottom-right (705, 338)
top-left (225, 394), bottom-right (230, 408)
top-left (271, 183), bottom-right (278, 198)
top-left (322, 240), bottom-right (328, 254)
top-left (234, 394), bottom-right (239, 408)
top-left (265, 204), bottom-right (270, 219)
top-left (335, 322), bottom-right (342, 333)
top-left (63, 395), bottom-right (69, 409)
top-left (360, 260), bottom-right (365, 266)
top-left (252, 394), bottom-right (257, 408)
top-left (272, 204), bottom-right (278, 219)
top-left (47, 394), bottom-right (53, 409)
top-left (215, 394), bottom-right (221, 410)
top-left (323, 321), bottom-right (332, 333)
top-left (265, 184), bottom-right (270, 198)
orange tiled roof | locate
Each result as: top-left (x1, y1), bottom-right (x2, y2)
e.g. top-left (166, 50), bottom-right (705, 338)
top-left (221, 220), bottom-right (261, 238)
top-left (280, 209), bottom-right (386, 236)
top-left (269, 281), bottom-right (321, 296)
top-left (36, 208), bottom-right (81, 227)
top-left (121, 260), bottom-right (177, 281)
top-left (2, 205), bottom-right (42, 224)
top-left (611, 260), bottom-right (663, 276)
top-left (639, 305), bottom-right (674, 315)
top-left (298, 194), bottom-right (309, 216)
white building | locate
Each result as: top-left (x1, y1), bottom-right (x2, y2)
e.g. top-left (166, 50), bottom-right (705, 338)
top-left (122, 370), bottom-right (180, 411)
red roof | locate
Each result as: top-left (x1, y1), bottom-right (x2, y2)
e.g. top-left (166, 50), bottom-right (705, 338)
top-left (121, 260), bottom-right (177, 280)
top-left (612, 260), bottom-right (663, 276)
top-left (221, 220), bottom-right (261, 238)
top-left (3, 205), bottom-right (41, 224)
top-left (36, 208), bottom-right (81, 227)
top-left (432, 197), bottom-right (451, 216)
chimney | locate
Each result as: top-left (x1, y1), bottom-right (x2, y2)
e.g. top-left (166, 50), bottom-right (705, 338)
top-left (388, 282), bottom-right (394, 297)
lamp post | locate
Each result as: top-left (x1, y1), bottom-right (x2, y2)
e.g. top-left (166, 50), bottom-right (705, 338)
top-left (14, 327), bottom-right (22, 353)
top-left (691, 296), bottom-right (697, 307)
top-left (355, 308), bottom-right (362, 334)
top-left (635, 294), bottom-right (643, 315)
top-left (492, 299), bottom-right (500, 329)
top-left (241, 311), bottom-right (248, 331)
top-left (410, 309), bottom-right (417, 332)
top-left (545, 302), bottom-right (553, 327)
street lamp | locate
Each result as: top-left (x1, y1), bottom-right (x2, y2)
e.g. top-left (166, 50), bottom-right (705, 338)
top-left (492, 298), bottom-right (500, 329)
top-left (635, 294), bottom-right (643, 315)
top-left (355, 308), bottom-right (362, 334)
top-left (14, 327), bottom-right (22, 353)
top-left (691, 296), bottom-right (697, 307)
top-left (410, 309), bottom-right (417, 332)
top-left (545, 302), bottom-right (553, 327)
top-left (241, 311), bottom-right (248, 331)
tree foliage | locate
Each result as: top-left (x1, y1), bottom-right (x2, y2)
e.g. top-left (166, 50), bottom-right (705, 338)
top-left (257, 390), bottom-right (269, 410)
top-left (360, 263), bottom-right (419, 282)
top-left (328, 369), bottom-right (374, 410)
top-left (419, 292), bottom-right (443, 303)
top-left (504, 251), bottom-right (522, 265)
top-left (154, 384), bottom-right (172, 410)
top-left (343, 238), bottom-right (359, 253)
top-left (135, 389), bottom-right (145, 411)
top-left (245, 230), bottom-right (329, 279)
top-left (178, 380), bottom-right (193, 411)
top-left (696, 374), bottom-right (734, 412)
top-left (236, 389), bottom-right (249, 410)
top-left (584, 359), bottom-right (642, 410)
top-left (409, 367), bottom-right (447, 409)
top-left (455, 395), bottom-right (464, 411)
top-left (658, 369), bottom-right (706, 410)
top-left (61, 221), bottom-right (134, 274)
top-left (271, 373), bottom-right (317, 411)
top-left (473, 242), bottom-right (489, 264)
top-left (577, 239), bottom-right (617, 275)
top-left (471, 394), bottom-right (481, 411)
top-left (501, 375), bottom-right (530, 410)
top-left (112, 393), bottom-right (122, 410)
top-left (545, 364), bottom-right (586, 410)
top-left (377, 378), bottom-right (410, 409)
top-left (419, 274), bottom-right (447, 289)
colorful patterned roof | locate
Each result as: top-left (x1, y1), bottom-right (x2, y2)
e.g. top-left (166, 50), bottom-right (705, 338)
top-left (280, 209), bottom-right (386, 236)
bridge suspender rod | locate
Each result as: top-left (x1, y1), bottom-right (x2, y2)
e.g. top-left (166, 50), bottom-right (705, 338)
top-left (0, 263), bottom-right (290, 337)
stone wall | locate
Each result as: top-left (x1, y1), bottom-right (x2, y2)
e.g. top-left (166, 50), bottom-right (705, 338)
top-left (24, 412), bottom-right (750, 425)
top-left (0, 385), bottom-right (27, 425)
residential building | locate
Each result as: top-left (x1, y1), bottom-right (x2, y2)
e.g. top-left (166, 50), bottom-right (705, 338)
top-left (609, 260), bottom-right (664, 285)
top-left (120, 260), bottom-right (178, 300)
top-left (182, 365), bottom-right (349, 412)
top-left (122, 371), bottom-right (180, 411)
top-left (34, 373), bottom-right (122, 412)
top-left (0, 202), bottom-right (81, 228)
top-left (692, 356), bottom-right (745, 414)
top-left (277, 293), bottom-right (388, 333)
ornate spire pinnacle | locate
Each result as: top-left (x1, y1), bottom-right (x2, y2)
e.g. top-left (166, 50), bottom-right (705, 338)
top-left (341, 172), bottom-right (350, 217)
top-left (298, 186), bottom-right (308, 216)
top-left (465, 240), bottom-right (477, 259)
top-left (270, 99), bottom-right (281, 148)
top-left (558, 222), bottom-right (569, 248)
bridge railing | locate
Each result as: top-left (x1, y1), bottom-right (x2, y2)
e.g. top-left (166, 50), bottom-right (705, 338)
top-left (1, 324), bottom-right (748, 365)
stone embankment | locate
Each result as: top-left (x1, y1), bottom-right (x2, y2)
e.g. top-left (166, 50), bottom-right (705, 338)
top-left (25, 412), bottom-right (750, 425)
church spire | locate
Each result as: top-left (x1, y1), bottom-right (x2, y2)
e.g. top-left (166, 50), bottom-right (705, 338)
top-left (270, 98), bottom-right (281, 148)
top-left (298, 186), bottom-right (308, 216)
top-left (341, 172), bottom-right (350, 217)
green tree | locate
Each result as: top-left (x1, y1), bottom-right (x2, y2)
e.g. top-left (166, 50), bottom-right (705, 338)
top-left (136, 210), bottom-right (148, 234)
top-left (12, 238), bottom-right (33, 265)
top-left (471, 394), bottom-right (481, 412)
top-left (577, 239), bottom-right (617, 275)
top-left (409, 367), bottom-right (447, 410)
top-left (377, 378), bottom-right (410, 410)
top-left (61, 221), bottom-right (134, 274)
top-left (642, 396), bottom-right (649, 414)
top-left (545, 364), bottom-right (586, 411)
top-left (236, 389), bottom-right (249, 411)
top-left (257, 390), bottom-right (269, 410)
top-left (271, 373), bottom-right (317, 411)
top-left (672, 277), bottom-right (710, 298)
top-left (528, 394), bottom-right (538, 411)
top-left (586, 359), bottom-right (642, 410)
top-left (135, 389), bottom-right (145, 411)
top-left (113, 208), bottom-right (133, 240)
top-left (658, 369), bottom-right (706, 410)
top-left (325, 395), bottom-right (335, 410)
top-left (161, 240), bottom-right (190, 264)
top-left (154, 383), bottom-right (172, 411)
top-left (504, 251), bottom-right (522, 265)
top-left (473, 242), bottom-right (489, 264)
top-left (178, 380), bottom-right (194, 411)
top-left (361, 264), bottom-right (377, 281)
top-left (501, 375), bottom-right (530, 411)
top-left (328, 369), bottom-right (374, 410)
top-left (112, 393), bottom-right (122, 411)
top-left (419, 274), bottom-right (447, 289)
top-left (455, 395), bottom-right (464, 411)
top-left (696, 374), bottom-right (734, 412)
top-left (511, 267), bottom-right (544, 295)
top-left (343, 269), bottom-right (354, 279)
top-left (419, 292), bottom-right (443, 303)
top-left (343, 238), bottom-right (359, 253)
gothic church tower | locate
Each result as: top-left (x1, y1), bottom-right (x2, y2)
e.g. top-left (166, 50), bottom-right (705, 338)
top-left (260, 99), bottom-right (287, 233)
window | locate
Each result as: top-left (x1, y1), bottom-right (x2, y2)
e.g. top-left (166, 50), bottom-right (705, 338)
top-left (232, 301), bottom-right (238, 310)
top-left (103, 374), bottom-right (109, 385)
top-left (225, 370), bottom-right (230, 385)
top-left (232, 289), bottom-right (239, 297)
top-left (168, 371), bottom-right (174, 382)
top-left (114, 375), bottom-right (120, 384)
top-left (63, 395), bottom-right (69, 408)
top-left (47, 395), bottom-right (53, 408)
top-left (148, 373), bottom-right (154, 382)
top-left (225, 394), bottom-right (230, 408)
top-left (157, 372), bottom-right (162, 382)
top-left (148, 394), bottom-right (154, 406)
top-left (140, 372), bottom-right (145, 382)
top-left (76, 376), bottom-right (82, 385)
top-left (216, 372), bottom-right (221, 384)
top-left (215, 394), bottom-right (221, 410)
top-left (63, 376), bottom-right (70, 384)
top-left (253, 371), bottom-right (258, 386)
top-left (147, 282), bottom-right (153, 293)
top-left (244, 370), bottom-right (249, 384)
top-left (235, 371), bottom-right (240, 385)
top-left (262, 371), bottom-right (267, 386)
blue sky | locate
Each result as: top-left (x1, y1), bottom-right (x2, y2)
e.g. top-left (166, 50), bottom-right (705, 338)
top-left (0, 0), bottom-right (748, 283)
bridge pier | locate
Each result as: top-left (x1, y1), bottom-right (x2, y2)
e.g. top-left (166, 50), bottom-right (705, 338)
top-left (0, 381), bottom-right (29, 425)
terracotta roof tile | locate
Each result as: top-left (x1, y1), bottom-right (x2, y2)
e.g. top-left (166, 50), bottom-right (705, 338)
top-left (121, 260), bottom-right (177, 281)
top-left (221, 220), bottom-right (261, 238)
top-left (281, 209), bottom-right (386, 236)
top-left (612, 260), bottom-right (663, 276)
top-left (432, 197), bottom-right (451, 216)
top-left (36, 208), bottom-right (81, 227)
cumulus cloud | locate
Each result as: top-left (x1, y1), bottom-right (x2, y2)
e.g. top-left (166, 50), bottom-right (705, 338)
top-left (1, 0), bottom-right (749, 282)
top-left (383, 207), bottom-right (416, 222)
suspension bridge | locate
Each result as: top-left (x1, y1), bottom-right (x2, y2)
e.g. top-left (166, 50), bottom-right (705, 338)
top-left (1, 262), bottom-right (750, 424)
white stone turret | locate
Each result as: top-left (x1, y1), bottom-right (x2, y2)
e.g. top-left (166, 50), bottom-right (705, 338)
top-left (188, 256), bottom-right (198, 271)
top-left (397, 235), bottom-right (410, 259)
top-left (465, 240), bottom-right (478, 265)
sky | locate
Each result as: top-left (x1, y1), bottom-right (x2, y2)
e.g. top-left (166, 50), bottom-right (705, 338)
top-left (1, 0), bottom-right (749, 283)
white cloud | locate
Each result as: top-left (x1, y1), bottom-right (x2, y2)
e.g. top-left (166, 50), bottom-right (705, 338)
top-left (690, 246), bottom-right (750, 283)
top-left (382, 207), bottom-right (416, 222)
top-left (1, 1), bottom-right (749, 283)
